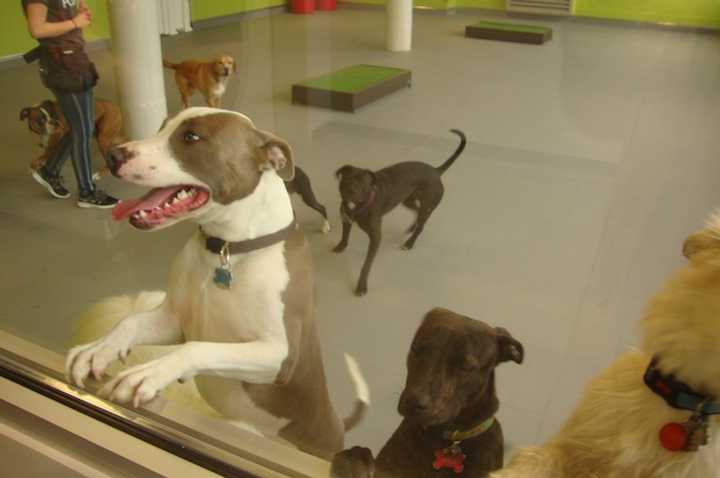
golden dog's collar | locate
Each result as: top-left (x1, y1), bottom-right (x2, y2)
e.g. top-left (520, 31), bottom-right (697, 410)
top-left (644, 358), bottom-right (720, 415)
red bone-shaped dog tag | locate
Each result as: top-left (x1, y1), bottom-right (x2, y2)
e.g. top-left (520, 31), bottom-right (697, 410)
top-left (433, 445), bottom-right (466, 474)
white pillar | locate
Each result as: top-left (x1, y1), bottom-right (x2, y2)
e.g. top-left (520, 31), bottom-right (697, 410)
top-left (108, 0), bottom-right (168, 140)
top-left (386, 0), bottom-right (413, 52)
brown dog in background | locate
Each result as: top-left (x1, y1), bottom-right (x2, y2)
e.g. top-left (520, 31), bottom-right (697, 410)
top-left (19, 98), bottom-right (124, 179)
top-left (332, 308), bottom-right (524, 478)
top-left (163, 55), bottom-right (236, 108)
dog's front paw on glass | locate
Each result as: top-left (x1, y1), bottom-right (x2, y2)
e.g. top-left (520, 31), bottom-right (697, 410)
top-left (66, 340), bottom-right (132, 388)
top-left (97, 357), bottom-right (183, 407)
top-left (354, 284), bottom-right (368, 297)
top-left (331, 446), bottom-right (375, 478)
top-left (333, 242), bottom-right (348, 253)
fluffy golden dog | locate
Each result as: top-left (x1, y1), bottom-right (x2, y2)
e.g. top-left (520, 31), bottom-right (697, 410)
top-left (163, 55), bottom-right (236, 108)
top-left (491, 215), bottom-right (720, 478)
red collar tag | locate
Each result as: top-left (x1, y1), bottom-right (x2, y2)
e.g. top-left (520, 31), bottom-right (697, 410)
top-left (432, 447), bottom-right (466, 474)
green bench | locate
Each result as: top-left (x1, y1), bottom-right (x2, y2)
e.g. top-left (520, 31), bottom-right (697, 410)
top-left (465, 20), bottom-right (553, 45)
top-left (292, 65), bottom-right (412, 113)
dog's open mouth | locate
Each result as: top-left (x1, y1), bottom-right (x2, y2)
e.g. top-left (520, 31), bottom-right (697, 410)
top-left (112, 185), bottom-right (210, 230)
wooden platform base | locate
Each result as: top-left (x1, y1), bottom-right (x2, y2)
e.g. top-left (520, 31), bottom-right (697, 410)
top-left (292, 65), bottom-right (412, 113)
top-left (465, 21), bottom-right (553, 45)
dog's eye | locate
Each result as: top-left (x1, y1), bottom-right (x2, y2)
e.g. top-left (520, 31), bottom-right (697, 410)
top-left (183, 131), bottom-right (201, 143)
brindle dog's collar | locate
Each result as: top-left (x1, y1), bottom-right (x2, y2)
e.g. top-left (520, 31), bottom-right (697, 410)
top-left (201, 219), bottom-right (297, 255)
top-left (442, 416), bottom-right (496, 442)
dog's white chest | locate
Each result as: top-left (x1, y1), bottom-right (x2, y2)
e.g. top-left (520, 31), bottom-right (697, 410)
top-left (211, 80), bottom-right (227, 98)
top-left (166, 235), bottom-right (291, 435)
top-left (169, 234), bottom-right (289, 342)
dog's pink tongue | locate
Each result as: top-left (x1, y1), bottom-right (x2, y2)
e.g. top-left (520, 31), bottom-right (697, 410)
top-left (112, 186), bottom-right (183, 221)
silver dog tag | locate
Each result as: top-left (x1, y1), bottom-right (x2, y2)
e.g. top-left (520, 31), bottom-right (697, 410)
top-left (213, 243), bottom-right (234, 290)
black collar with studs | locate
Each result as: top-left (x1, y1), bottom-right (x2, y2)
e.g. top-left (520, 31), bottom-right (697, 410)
top-left (643, 357), bottom-right (720, 415)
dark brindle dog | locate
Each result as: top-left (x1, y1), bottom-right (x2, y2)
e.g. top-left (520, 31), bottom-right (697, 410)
top-left (331, 308), bottom-right (524, 478)
top-left (333, 130), bottom-right (466, 296)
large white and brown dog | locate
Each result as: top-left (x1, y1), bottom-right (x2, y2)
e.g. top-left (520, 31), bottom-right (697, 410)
top-left (65, 107), bottom-right (369, 458)
top-left (491, 216), bottom-right (720, 478)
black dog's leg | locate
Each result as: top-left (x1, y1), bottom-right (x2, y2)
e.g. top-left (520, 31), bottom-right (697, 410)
top-left (291, 167), bottom-right (330, 233)
top-left (333, 218), bottom-right (353, 253)
top-left (298, 185), bottom-right (329, 233)
top-left (356, 217), bottom-right (381, 297)
top-left (402, 191), bottom-right (442, 250)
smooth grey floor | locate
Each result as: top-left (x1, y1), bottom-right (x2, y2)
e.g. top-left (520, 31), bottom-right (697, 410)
top-left (2, 7), bottom-right (720, 461)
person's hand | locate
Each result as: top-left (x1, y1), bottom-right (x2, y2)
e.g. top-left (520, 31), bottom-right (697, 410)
top-left (72, 9), bottom-right (91, 29)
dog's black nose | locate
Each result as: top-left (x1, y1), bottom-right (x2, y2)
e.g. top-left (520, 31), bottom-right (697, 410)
top-left (107, 146), bottom-right (129, 176)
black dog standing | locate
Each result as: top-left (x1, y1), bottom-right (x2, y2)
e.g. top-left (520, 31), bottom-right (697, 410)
top-left (333, 130), bottom-right (466, 296)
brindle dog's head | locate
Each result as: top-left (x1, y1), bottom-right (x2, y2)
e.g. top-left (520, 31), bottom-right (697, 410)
top-left (335, 165), bottom-right (376, 212)
top-left (19, 100), bottom-right (61, 139)
top-left (398, 308), bottom-right (524, 427)
top-left (213, 55), bottom-right (236, 78)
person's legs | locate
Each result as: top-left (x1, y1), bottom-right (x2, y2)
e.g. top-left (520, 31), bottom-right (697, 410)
top-left (50, 88), bottom-right (117, 208)
top-left (32, 89), bottom-right (75, 199)
top-left (58, 89), bottom-right (95, 196)
top-left (33, 131), bottom-right (72, 198)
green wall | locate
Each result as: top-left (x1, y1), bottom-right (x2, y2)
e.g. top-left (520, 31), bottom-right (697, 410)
top-left (191, 0), bottom-right (285, 21)
top-left (2, 0), bottom-right (720, 58)
top-left (1, 0), bottom-right (110, 58)
top-left (575, 0), bottom-right (720, 29)
top-left (0, 0), bottom-right (275, 59)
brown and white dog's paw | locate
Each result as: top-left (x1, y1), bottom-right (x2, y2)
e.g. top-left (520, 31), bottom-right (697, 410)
top-left (96, 351), bottom-right (188, 407)
top-left (321, 219), bottom-right (331, 235)
top-left (331, 446), bottom-right (375, 478)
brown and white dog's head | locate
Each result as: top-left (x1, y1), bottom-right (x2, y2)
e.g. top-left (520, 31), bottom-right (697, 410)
top-left (643, 212), bottom-right (720, 398)
top-left (108, 107), bottom-right (294, 231)
top-left (20, 100), bottom-right (62, 147)
top-left (398, 308), bottom-right (524, 427)
top-left (213, 55), bottom-right (236, 79)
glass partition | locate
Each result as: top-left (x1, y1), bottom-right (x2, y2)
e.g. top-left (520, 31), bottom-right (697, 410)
top-left (3, 0), bottom-right (720, 476)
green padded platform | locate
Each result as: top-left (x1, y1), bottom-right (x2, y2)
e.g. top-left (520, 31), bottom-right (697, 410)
top-left (292, 65), bottom-right (412, 112)
top-left (465, 20), bottom-right (553, 45)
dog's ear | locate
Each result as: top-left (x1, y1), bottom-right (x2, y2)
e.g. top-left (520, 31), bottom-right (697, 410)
top-left (41, 100), bottom-right (58, 119)
top-left (495, 327), bottom-right (524, 364)
top-left (157, 116), bottom-right (170, 133)
top-left (368, 170), bottom-right (378, 184)
top-left (335, 165), bottom-right (353, 181)
top-left (257, 130), bottom-right (294, 181)
top-left (19, 107), bottom-right (30, 121)
top-left (682, 230), bottom-right (720, 260)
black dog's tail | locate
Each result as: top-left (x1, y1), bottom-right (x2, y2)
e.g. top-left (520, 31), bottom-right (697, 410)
top-left (436, 129), bottom-right (466, 175)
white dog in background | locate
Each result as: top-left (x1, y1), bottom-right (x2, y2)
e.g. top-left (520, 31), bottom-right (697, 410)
top-left (492, 214), bottom-right (720, 478)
